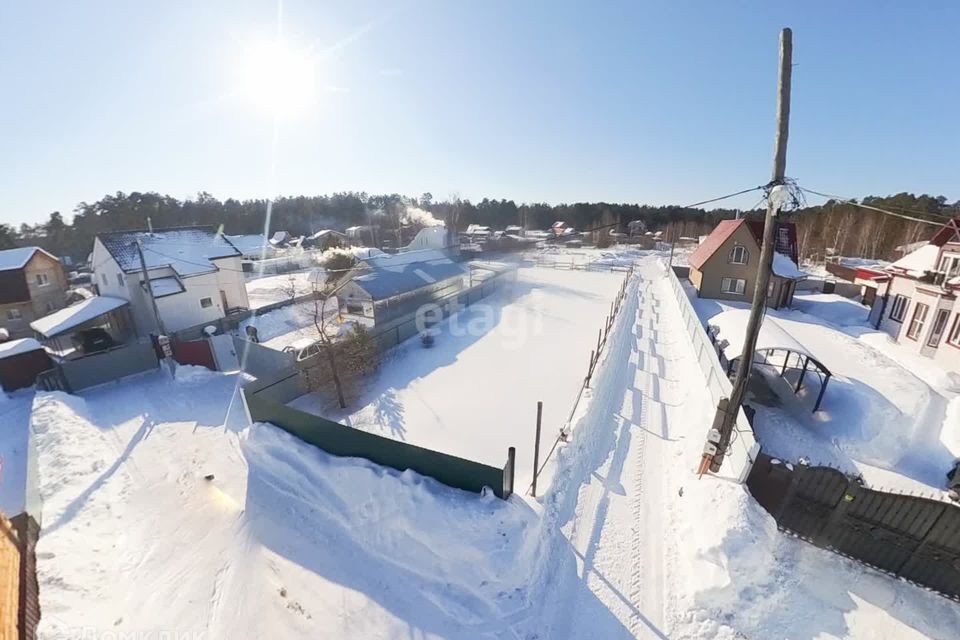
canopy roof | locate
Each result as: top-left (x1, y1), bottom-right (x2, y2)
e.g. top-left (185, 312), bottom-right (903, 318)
top-left (0, 337), bottom-right (45, 360)
top-left (30, 296), bottom-right (129, 338)
top-left (709, 309), bottom-right (813, 360)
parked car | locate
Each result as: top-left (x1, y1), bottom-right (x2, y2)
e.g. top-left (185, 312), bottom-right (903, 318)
top-left (71, 327), bottom-right (117, 354)
top-left (282, 337), bottom-right (324, 362)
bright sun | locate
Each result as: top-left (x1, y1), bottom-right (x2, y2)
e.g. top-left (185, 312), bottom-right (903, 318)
top-left (236, 39), bottom-right (318, 119)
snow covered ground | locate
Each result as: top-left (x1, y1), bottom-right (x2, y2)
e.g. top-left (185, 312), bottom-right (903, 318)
top-left (245, 270), bottom-right (317, 309)
top-left (291, 266), bottom-right (628, 491)
top-left (22, 249), bottom-right (960, 639)
top-left (31, 369), bottom-right (538, 639)
top-left (690, 286), bottom-right (959, 495)
top-left (238, 296), bottom-right (339, 351)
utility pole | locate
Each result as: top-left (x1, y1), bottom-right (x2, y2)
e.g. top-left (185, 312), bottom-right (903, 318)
top-left (708, 27), bottom-right (792, 473)
top-left (135, 238), bottom-right (166, 335)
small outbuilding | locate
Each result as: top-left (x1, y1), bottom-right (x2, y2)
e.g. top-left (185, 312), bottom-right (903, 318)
top-left (0, 338), bottom-right (51, 391)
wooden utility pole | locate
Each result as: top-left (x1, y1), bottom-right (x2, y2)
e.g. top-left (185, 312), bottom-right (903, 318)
top-left (531, 401), bottom-right (543, 497)
top-left (709, 27), bottom-right (792, 472)
top-left (135, 238), bottom-right (166, 335)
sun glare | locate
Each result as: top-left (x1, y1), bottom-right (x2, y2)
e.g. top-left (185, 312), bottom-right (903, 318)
top-left (236, 39), bottom-right (318, 119)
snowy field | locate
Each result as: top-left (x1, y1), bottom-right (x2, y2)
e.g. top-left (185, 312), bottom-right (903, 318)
top-left (245, 270), bottom-right (316, 309)
top-left (291, 266), bottom-right (628, 491)
top-left (690, 285), bottom-right (960, 495)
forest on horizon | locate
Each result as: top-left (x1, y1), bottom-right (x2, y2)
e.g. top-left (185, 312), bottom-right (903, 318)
top-left (1, 189), bottom-right (956, 265)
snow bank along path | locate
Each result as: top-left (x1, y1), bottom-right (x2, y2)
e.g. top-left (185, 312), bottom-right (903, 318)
top-left (529, 262), bottom-right (680, 638)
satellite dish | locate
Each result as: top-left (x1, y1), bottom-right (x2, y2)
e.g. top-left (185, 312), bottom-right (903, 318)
top-left (203, 325), bottom-right (217, 336)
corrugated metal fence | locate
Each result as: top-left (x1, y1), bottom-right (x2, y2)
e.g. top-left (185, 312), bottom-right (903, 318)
top-left (747, 453), bottom-right (960, 601)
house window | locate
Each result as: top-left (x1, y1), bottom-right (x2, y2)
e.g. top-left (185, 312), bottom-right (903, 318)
top-left (729, 245), bottom-right (749, 265)
top-left (6, 308), bottom-right (23, 321)
top-left (927, 309), bottom-right (951, 347)
top-left (889, 294), bottom-right (909, 322)
top-left (721, 277), bottom-right (746, 295)
top-left (45, 300), bottom-right (57, 313)
top-left (101, 273), bottom-right (108, 287)
top-left (35, 272), bottom-right (50, 287)
top-left (199, 297), bottom-right (214, 309)
top-left (948, 314), bottom-right (960, 347)
top-left (906, 302), bottom-right (929, 340)
top-left (117, 273), bottom-right (124, 287)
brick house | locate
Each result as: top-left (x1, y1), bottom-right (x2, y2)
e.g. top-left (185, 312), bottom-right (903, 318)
top-left (874, 218), bottom-right (960, 374)
top-left (686, 219), bottom-right (806, 310)
top-left (0, 247), bottom-right (68, 339)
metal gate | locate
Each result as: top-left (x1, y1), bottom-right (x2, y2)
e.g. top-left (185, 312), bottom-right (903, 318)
top-left (747, 453), bottom-right (960, 601)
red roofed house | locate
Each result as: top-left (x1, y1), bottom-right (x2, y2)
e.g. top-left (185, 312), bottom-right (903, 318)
top-left (874, 217), bottom-right (960, 373)
top-left (686, 219), bottom-right (805, 310)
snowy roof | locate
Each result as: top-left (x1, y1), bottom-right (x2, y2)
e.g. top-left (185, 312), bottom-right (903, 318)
top-left (223, 234), bottom-right (271, 256)
top-left (772, 252), bottom-right (807, 280)
top-left (98, 227), bottom-right (241, 277)
top-left (886, 244), bottom-right (940, 278)
top-left (352, 259), bottom-right (466, 301)
top-left (30, 296), bottom-right (129, 338)
top-left (146, 276), bottom-right (185, 298)
top-left (0, 246), bottom-right (58, 272)
top-left (708, 309), bottom-right (816, 362)
top-left (0, 337), bottom-right (45, 360)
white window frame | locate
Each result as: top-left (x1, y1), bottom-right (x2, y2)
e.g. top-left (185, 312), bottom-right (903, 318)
top-left (729, 245), bottom-right (749, 265)
top-left (6, 308), bottom-right (23, 321)
top-left (906, 302), bottom-right (929, 340)
top-left (101, 273), bottom-right (108, 287)
top-left (117, 273), bottom-right (124, 287)
top-left (947, 313), bottom-right (960, 347)
top-left (36, 272), bottom-right (50, 287)
top-left (889, 294), bottom-right (909, 322)
top-left (927, 308), bottom-right (951, 347)
top-left (721, 277), bottom-right (746, 295)
top-left (199, 297), bottom-right (214, 309)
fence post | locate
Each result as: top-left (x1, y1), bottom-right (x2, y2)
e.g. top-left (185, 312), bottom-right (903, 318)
top-left (506, 446), bottom-right (516, 498)
top-left (586, 350), bottom-right (595, 387)
top-left (597, 328), bottom-right (602, 355)
top-left (531, 401), bottom-right (543, 497)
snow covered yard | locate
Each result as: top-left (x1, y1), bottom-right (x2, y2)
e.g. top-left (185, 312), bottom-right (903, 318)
top-left (31, 368), bottom-right (539, 639)
top-left (689, 286), bottom-right (959, 494)
top-left (290, 266), bottom-right (628, 491)
top-left (245, 270), bottom-right (316, 309)
top-left (0, 389), bottom-right (34, 515)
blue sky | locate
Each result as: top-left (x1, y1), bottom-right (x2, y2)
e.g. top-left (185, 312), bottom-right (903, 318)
top-left (2, 1), bottom-right (958, 226)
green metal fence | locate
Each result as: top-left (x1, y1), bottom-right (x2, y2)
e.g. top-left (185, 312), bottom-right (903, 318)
top-left (242, 369), bottom-right (515, 499)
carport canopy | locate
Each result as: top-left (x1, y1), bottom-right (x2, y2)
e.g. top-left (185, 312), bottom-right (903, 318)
top-left (30, 295), bottom-right (129, 339)
top-left (708, 308), bottom-right (832, 411)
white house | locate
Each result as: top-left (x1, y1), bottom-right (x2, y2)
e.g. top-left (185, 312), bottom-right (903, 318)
top-left (91, 227), bottom-right (250, 334)
top-left (873, 217), bottom-right (960, 374)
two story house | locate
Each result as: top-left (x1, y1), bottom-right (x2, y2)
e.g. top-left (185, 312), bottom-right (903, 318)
top-left (875, 218), bottom-right (960, 374)
top-left (0, 246), bottom-right (68, 339)
top-left (686, 219), bottom-right (806, 309)
top-left (90, 227), bottom-right (250, 335)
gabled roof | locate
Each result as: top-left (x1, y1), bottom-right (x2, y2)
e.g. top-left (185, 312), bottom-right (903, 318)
top-left (97, 227), bottom-right (240, 277)
top-left (886, 244), bottom-right (940, 278)
top-left (930, 217), bottom-right (960, 246)
top-left (687, 218), bottom-right (799, 270)
top-left (0, 246), bottom-right (58, 272)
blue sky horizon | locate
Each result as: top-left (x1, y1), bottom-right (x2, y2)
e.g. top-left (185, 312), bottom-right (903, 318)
top-left (2, 1), bottom-right (958, 227)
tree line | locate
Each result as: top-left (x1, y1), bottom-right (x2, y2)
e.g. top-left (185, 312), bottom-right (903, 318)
top-left (1, 190), bottom-right (956, 265)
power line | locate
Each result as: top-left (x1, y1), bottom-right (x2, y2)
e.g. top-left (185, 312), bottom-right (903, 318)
top-left (800, 187), bottom-right (951, 227)
top-left (683, 186), bottom-right (765, 210)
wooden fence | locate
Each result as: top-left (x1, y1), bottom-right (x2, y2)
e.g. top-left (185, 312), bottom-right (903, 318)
top-left (747, 453), bottom-right (960, 601)
top-left (0, 515), bottom-right (17, 640)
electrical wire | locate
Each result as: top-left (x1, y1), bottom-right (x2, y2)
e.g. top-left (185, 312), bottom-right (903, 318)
top-left (800, 187), bottom-right (950, 226)
top-left (682, 186), bottom-right (765, 210)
